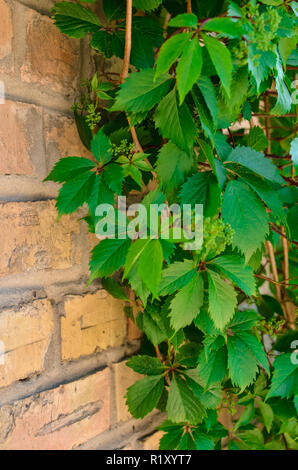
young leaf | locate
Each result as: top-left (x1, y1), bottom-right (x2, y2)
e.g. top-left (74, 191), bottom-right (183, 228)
top-left (207, 270), bottom-right (237, 330)
top-left (169, 274), bottom-right (204, 330)
top-left (126, 374), bottom-right (165, 419)
top-left (156, 142), bottom-right (194, 194)
top-left (154, 89), bottom-right (197, 153)
top-left (177, 37), bottom-right (203, 104)
top-left (258, 400), bottom-right (274, 433)
top-left (126, 355), bottom-right (166, 375)
top-left (155, 33), bottom-right (192, 78)
top-left (208, 255), bottom-right (256, 296)
top-left (222, 180), bottom-right (269, 261)
top-left (89, 238), bottom-right (131, 281)
top-left (91, 129), bottom-right (112, 165)
top-left (202, 33), bottom-right (233, 96)
top-left (166, 374), bottom-right (206, 425)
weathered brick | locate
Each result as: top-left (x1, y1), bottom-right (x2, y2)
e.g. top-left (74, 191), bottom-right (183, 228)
top-left (0, 299), bottom-right (54, 388)
top-left (0, 201), bottom-right (82, 278)
top-left (0, 368), bottom-right (110, 449)
top-left (61, 291), bottom-right (126, 361)
top-left (44, 111), bottom-right (92, 172)
top-left (113, 361), bottom-right (142, 422)
top-left (0, 0), bottom-right (13, 67)
top-left (0, 100), bottom-right (44, 176)
top-left (21, 9), bottom-right (80, 94)
top-left (142, 431), bottom-right (164, 450)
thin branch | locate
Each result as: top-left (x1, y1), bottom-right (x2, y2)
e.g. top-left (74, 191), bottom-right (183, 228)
top-left (254, 273), bottom-right (298, 288)
top-left (187, 0), bottom-right (192, 14)
top-left (120, 0), bottom-right (132, 83)
top-left (270, 223), bottom-right (298, 247)
top-left (266, 240), bottom-right (282, 301)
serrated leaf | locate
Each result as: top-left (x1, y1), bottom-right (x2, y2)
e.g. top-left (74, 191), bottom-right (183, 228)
top-left (91, 129), bottom-right (112, 165)
top-left (126, 374), bottom-right (165, 418)
top-left (155, 32), bottom-right (192, 78)
top-left (226, 146), bottom-right (284, 185)
top-left (228, 310), bottom-right (259, 333)
top-left (123, 239), bottom-right (151, 279)
top-left (193, 430), bottom-right (215, 450)
top-left (113, 69), bottom-right (172, 113)
top-left (101, 277), bottom-right (128, 300)
top-left (126, 355), bottom-right (165, 375)
top-left (133, 0), bottom-right (163, 12)
top-left (202, 33), bottom-right (232, 96)
top-left (154, 89), bottom-right (197, 153)
top-left (103, 164), bottom-right (124, 194)
top-left (267, 353), bottom-right (298, 399)
top-left (131, 17), bottom-right (164, 69)
top-left (159, 260), bottom-right (196, 296)
top-left (207, 270), bottom-right (237, 331)
top-left (166, 374), bottom-right (206, 425)
top-left (228, 331), bottom-right (269, 390)
top-left (159, 430), bottom-right (184, 450)
top-left (222, 180), bottom-right (269, 261)
top-left (179, 172), bottom-right (221, 218)
top-left (168, 13), bottom-right (198, 28)
top-left (102, 0), bottom-right (126, 21)
top-left (169, 274), bottom-right (204, 331)
top-left (258, 400), bottom-right (274, 433)
top-left (245, 127), bottom-right (268, 152)
top-left (202, 17), bottom-right (244, 37)
top-left (56, 172), bottom-right (95, 216)
top-left (197, 75), bottom-right (218, 124)
top-left (138, 239), bottom-right (163, 296)
top-left (156, 142), bottom-right (194, 194)
top-left (208, 255), bottom-right (256, 296)
top-left (198, 346), bottom-right (228, 386)
top-left (177, 38), bottom-right (203, 104)
top-left (89, 238), bottom-right (131, 281)
top-left (52, 1), bottom-right (101, 38)
top-left (44, 157), bottom-right (95, 183)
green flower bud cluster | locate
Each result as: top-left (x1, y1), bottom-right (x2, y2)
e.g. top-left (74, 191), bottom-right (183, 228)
top-left (251, 7), bottom-right (281, 52)
top-left (112, 139), bottom-right (134, 159)
top-left (85, 103), bottom-right (102, 131)
top-left (198, 217), bottom-right (234, 261)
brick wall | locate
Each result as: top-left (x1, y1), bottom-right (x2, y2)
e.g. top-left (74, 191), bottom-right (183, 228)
top-left (0, 0), bottom-right (162, 450)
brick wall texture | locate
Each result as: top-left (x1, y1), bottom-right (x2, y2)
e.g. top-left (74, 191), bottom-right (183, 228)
top-left (0, 0), bottom-right (161, 450)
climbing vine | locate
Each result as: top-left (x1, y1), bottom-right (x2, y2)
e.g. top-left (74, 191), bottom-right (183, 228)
top-left (46, 0), bottom-right (298, 450)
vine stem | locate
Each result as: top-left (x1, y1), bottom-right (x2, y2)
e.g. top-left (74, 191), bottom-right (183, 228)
top-left (187, 0), bottom-right (192, 14)
top-left (265, 240), bottom-right (281, 301)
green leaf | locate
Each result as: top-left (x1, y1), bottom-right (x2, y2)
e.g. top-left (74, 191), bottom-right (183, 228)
top-left (56, 172), bottom-right (95, 216)
top-left (267, 353), bottom-right (298, 399)
top-left (197, 75), bottom-right (218, 124)
top-left (245, 127), bottom-right (268, 152)
top-left (124, 239), bottom-right (155, 280)
top-left (52, 1), bottom-right (101, 38)
top-left (126, 374), bottom-right (165, 418)
top-left (290, 137), bottom-right (298, 167)
top-left (113, 69), bottom-right (172, 113)
top-left (101, 277), bottom-right (128, 300)
top-left (258, 400), bottom-right (274, 433)
top-left (131, 17), bottom-right (164, 69)
top-left (102, 0), bottom-right (126, 22)
top-left (228, 310), bottom-right (259, 333)
top-left (156, 142), bottom-right (194, 194)
top-left (89, 238), bottom-right (131, 281)
top-left (279, 36), bottom-right (298, 66)
top-left (207, 270), bottom-right (237, 331)
top-left (103, 164), bottom-right (124, 195)
top-left (169, 274), bottom-right (204, 330)
top-left (159, 260), bottom-right (196, 296)
top-left (154, 89), bottom-right (197, 153)
top-left (44, 157), bottom-right (95, 183)
top-left (166, 374), bottom-right (206, 425)
top-left (178, 432), bottom-right (197, 450)
top-left (228, 332), bottom-right (269, 390)
top-left (202, 33), bottom-right (233, 96)
top-left (192, 430), bottom-right (215, 450)
top-left (159, 429), bottom-right (184, 450)
top-left (191, 87), bottom-right (215, 140)
top-left (226, 146), bottom-right (284, 185)
top-left (222, 180), bottom-right (269, 261)
top-left (141, 311), bottom-right (167, 345)
top-left (198, 346), bottom-right (228, 386)
top-left (168, 13), bottom-right (198, 28)
top-left (155, 32), bottom-right (192, 78)
top-left (138, 239), bottom-right (163, 296)
top-left (133, 0), bottom-right (162, 12)
top-left (126, 355), bottom-right (165, 375)
top-left (202, 17), bottom-right (244, 37)
top-left (208, 255), bottom-right (256, 296)
top-left (90, 30), bottom-right (124, 58)
top-left (91, 129), bottom-right (112, 165)
top-left (180, 172), bottom-right (221, 218)
top-left (177, 38), bottom-right (203, 104)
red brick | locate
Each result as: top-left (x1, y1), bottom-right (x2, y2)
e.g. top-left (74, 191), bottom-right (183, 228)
top-left (21, 10), bottom-right (80, 94)
top-left (0, 368), bottom-right (110, 449)
top-left (0, 100), bottom-right (43, 176)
